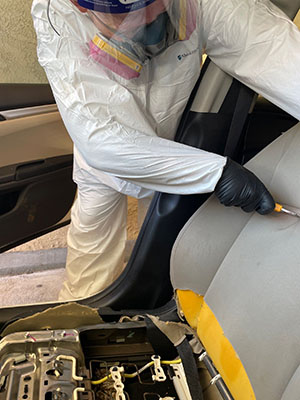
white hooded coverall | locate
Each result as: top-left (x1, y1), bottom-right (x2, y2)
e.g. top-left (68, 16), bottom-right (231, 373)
top-left (31, 0), bottom-right (300, 300)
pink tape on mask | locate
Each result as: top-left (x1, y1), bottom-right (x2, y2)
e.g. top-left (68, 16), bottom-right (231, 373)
top-left (89, 40), bottom-right (141, 79)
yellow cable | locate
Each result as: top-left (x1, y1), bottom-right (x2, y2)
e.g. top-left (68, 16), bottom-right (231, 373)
top-left (91, 358), bottom-right (182, 385)
top-left (91, 374), bottom-right (110, 385)
top-left (162, 359), bottom-right (182, 365)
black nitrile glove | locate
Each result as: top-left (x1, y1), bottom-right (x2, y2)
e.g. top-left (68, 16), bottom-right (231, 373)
top-left (215, 158), bottom-right (275, 215)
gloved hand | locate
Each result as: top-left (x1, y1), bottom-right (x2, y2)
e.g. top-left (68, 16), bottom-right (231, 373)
top-left (215, 158), bottom-right (275, 215)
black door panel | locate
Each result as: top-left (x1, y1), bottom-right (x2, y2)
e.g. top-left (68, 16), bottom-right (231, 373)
top-left (0, 155), bottom-right (76, 252)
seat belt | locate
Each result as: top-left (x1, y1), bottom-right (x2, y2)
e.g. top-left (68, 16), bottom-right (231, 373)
top-left (223, 83), bottom-right (256, 160)
top-left (176, 337), bottom-right (204, 400)
top-left (145, 316), bottom-right (178, 360)
top-left (145, 316), bottom-right (204, 400)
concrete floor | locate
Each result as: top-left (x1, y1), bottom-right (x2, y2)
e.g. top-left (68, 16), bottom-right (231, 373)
top-left (0, 269), bottom-right (65, 307)
top-left (0, 247), bottom-right (67, 306)
top-left (0, 240), bottom-right (135, 307)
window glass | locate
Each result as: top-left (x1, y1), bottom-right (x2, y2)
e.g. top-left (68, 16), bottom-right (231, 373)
top-left (0, 0), bottom-right (47, 83)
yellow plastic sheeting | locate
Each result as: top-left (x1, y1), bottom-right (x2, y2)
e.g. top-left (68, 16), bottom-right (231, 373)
top-left (177, 289), bottom-right (256, 400)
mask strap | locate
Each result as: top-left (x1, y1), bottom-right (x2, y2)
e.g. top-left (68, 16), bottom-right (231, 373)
top-left (47, 0), bottom-right (61, 36)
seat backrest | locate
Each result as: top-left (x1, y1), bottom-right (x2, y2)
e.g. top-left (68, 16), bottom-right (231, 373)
top-left (170, 122), bottom-right (300, 400)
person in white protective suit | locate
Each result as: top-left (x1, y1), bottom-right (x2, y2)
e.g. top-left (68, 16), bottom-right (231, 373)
top-left (31, 0), bottom-right (300, 301)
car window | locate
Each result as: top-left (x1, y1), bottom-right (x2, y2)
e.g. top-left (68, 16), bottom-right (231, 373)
top-left (0, 1), bottom-right (47, 84)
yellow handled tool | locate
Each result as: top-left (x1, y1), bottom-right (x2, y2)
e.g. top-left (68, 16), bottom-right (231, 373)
top-left (274, 203), bottom-right (300, 218)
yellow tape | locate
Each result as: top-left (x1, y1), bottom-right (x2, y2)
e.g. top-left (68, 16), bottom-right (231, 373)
top-left (177, 289), bottom-right (203, 329)
top-left (92, 35), bottom-right (142, 72)
top-left (177, 289), bottom-right (256, 400)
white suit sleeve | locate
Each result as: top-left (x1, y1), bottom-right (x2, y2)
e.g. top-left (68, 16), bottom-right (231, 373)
top-left (31, 0), bottom-right (226, 195)
top-left (201, 0), bottom-right (300, 121)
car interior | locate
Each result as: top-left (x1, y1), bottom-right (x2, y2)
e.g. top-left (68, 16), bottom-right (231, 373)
top-left (0, 1), bottom-right (300, 399)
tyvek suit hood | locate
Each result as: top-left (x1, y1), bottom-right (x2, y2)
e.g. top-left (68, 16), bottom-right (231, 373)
top-left (32, 0), bottom-right (300, 300)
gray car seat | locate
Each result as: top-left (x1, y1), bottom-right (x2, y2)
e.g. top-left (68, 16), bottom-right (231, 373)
top-left (171, 122), bottom-right (300, 399)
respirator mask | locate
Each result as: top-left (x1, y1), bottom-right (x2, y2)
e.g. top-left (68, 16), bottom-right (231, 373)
top-left (77, 0), bottom-right (196, 79)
